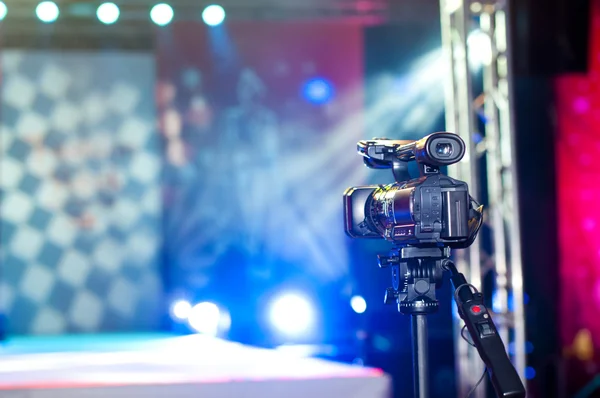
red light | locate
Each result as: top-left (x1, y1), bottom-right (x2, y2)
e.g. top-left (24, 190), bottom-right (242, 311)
top-left (471, 305), bottom-right (482, 314)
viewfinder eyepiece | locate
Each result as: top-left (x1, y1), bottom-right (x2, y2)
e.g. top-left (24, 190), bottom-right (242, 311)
top-left (414, 133), bottom-right (465, 166)
top-left (436, 143), bottom-right (453, 156)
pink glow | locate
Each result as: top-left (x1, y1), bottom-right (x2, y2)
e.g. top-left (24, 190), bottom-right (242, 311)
top-left (573, 97), bottom-right (591, 113)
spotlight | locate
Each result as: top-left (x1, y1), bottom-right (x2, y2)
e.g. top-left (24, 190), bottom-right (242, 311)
top-left (171, 300), bottom-right (192, 320)
top-left (97, 2), bottom-right (120, 25)
top-left (36, 1), bottom-right (59, 23)
top-left (150, 3), bottom-right (174, 26)
top-left (525, 341), bottom-right (534, 354)
top-left (350, 295), bottom-right (367, 314)
top-left (302, 78), bottom-right (335, 105)
top-left (188, 301), bottom-right (223, 336)
top-left (467, 30), bottom-right (492, 67)
top-left (202, 4), bottom-right (225, 27)
top-left (525, 366), bottom-right (536, 380)
top-left (0, 2), bottom-right (7, 21)
top-left (268, 292), bottom-right (315, 337)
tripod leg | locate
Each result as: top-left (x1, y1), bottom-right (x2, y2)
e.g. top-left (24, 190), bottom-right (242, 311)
top-left (411, 314), bottom-right (429, 398)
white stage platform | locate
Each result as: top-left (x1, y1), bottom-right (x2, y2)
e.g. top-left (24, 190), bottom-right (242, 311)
top-left (0, 334), bottom-right (391, 398)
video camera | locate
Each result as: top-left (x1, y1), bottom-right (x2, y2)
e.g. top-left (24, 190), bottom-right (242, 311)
top-left (343, 132), bottom-right (483, 248)
top-left (343, 132), bottom-right (526, 398)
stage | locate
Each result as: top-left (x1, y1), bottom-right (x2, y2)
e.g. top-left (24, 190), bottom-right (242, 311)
top-left (0, 334), bottom-right (391, 397)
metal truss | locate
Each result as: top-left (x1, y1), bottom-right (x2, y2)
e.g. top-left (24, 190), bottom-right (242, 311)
top-left (439, 0), bottom-right (526, 396)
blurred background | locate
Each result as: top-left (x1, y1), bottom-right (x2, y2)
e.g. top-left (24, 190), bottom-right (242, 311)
top-left (0, 0), bottom-right (597, 397)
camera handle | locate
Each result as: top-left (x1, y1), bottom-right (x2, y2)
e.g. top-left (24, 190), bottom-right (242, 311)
top-left (378, 246), bottom-right (526, 398)
top-left (392, 159), bottom-right (411, 183)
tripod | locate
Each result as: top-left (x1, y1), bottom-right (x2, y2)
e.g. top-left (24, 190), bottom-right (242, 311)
top-left (379, 246), bottom-right (446, 398)
top-left (378, 245), bottom-right (525, 398)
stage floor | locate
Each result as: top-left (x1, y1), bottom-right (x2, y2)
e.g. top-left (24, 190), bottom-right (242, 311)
top-left (0, 334), bottom-right (391, 398)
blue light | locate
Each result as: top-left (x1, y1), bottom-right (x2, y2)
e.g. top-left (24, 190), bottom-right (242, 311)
top-left (302, 78), bottom-right (335, 105)
top-left (472, 132), bottom-right (484, 144)
top-left (525, 341), bottom-right (534, 354)
top-left (492, 291), bottom-right (502, 313)
top-left (507, 341), bottom-right (515, 355)
top-left (524, 293), bottom-right (530, 305)
top-left (269, 292), bottom-right (315, 337)
top-left (202, 4), bottom-right (225, 26)
top-left (507, 341), bottom-right (534, 355)
top-left (350, 296), bottom-right (367, 314)
top-left (525, 366), bottom-right (536, 380)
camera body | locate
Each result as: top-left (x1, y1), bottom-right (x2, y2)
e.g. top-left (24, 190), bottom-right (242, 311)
top-left (344, 174), bottom-right (470, 246)
top-left (344, 132), bottom-right (480, 248)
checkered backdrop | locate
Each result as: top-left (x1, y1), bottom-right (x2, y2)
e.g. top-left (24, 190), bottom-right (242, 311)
top-left (0, 51), bottom-right (163, 335)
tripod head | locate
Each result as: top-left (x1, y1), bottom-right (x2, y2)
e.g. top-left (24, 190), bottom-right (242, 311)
top-left (378, 246), bottom-right (448, 316)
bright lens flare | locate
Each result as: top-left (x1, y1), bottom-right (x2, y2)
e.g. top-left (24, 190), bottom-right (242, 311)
top-left (171, 300), bottom-right (192, 320)
top-left (36, 1), bottom-right (59, 23)
top-left (188, 302), bottom-right (221, 336)
top-left (97, 2), bottom-right (120, 24)
top-left (0, 2), bottom-right (7, 21)
top-left (269, 293), bottom-right (315, 336)
top-left (467, 30), bottom-right (493, 67)
top-left (202, 4), bottom-right (225, 26)
top-left (350, 295), bottom-right (367, 314)
top-left (150, 3), bottom-right (174, 26)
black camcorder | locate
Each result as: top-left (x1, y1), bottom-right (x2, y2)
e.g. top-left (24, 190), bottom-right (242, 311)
top-left (343, 132), bottom-right (482, 248)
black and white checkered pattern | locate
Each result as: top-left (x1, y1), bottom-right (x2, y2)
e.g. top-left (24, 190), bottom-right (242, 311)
top-left (1, 51), bottom-right (163, 334)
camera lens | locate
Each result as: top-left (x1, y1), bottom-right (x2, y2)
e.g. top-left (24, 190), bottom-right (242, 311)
top-left (436, 143), bottom-right (453, 157)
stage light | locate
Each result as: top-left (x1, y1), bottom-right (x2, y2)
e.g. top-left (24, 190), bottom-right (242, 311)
top-left (525, 341), bottom-right (534, 354)
top-left (171, 300), bottom-right (192, 320)
top-left (97, 2), bottom-right (120, 25)
top-left (188, 301), bottom-right (221, 336)
top-left (0, 2), bottom-right (7, 21)
top-left (150, 3), bottom-right (174, 26)
top-left (350, 295), bottom-right (367, 314)
top-left (470, 2), bottom-right (483, 13)
top-left (467, 30), bottom-right (493, 67)
top-left (269, 292), bottom-right (315, 337)
top-left (202, 5), bottom-right (225, 26)
top-left (525, 366), bottom-right (536, 380)
top-left (302, 78), bottom-right (335, 105)
top-left (36, 1), bottom-right (59, 23)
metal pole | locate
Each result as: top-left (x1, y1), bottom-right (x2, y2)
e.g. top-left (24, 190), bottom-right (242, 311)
top-left (411, 314), bottom-right (429, 398)
top-left (497, 2), bottom-right (527, 380)
top-left (480, 9), bottom-right (511, 347)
